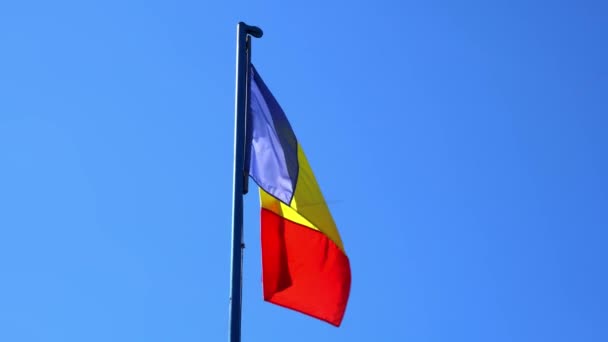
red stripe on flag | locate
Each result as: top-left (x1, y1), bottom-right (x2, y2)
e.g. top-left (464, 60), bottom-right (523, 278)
top-left (261, 208), bottom-right (351, 327)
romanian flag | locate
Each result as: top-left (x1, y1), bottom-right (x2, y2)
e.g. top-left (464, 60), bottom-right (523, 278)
top-left (247, 65), bottom-right (351, 327)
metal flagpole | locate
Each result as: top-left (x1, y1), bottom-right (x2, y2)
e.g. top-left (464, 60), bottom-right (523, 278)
top-left (229, 21), bottom-right (262, 342)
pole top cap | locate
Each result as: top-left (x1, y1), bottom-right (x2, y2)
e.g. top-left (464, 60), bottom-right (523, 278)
top-left (238, 22), bottom-right (263, 38)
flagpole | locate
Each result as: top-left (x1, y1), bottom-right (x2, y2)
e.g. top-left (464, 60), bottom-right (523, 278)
top-left (230, 22), bottom-right (262, 342)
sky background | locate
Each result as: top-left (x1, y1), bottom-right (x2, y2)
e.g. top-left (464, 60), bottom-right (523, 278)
top-left (1, 1), bottom-right (607, 341)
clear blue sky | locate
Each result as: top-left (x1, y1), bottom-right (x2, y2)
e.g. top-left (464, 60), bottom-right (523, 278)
top-left (1, 1), bottom-right (606, 341)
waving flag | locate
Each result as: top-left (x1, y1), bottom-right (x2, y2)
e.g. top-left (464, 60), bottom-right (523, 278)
top-left (247, 65), bottom-right (351, 326)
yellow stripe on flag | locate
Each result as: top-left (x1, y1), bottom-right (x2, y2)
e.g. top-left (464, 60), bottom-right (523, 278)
top-left (260, 145), bottom-right (345, 252)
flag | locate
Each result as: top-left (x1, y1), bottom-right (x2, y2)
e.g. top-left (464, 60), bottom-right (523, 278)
top-left (246, 65), bottom-right (351, 327)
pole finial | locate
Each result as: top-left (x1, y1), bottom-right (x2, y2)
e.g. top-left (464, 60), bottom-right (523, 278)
top-left (238, 22), bottom-right (263, 38)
